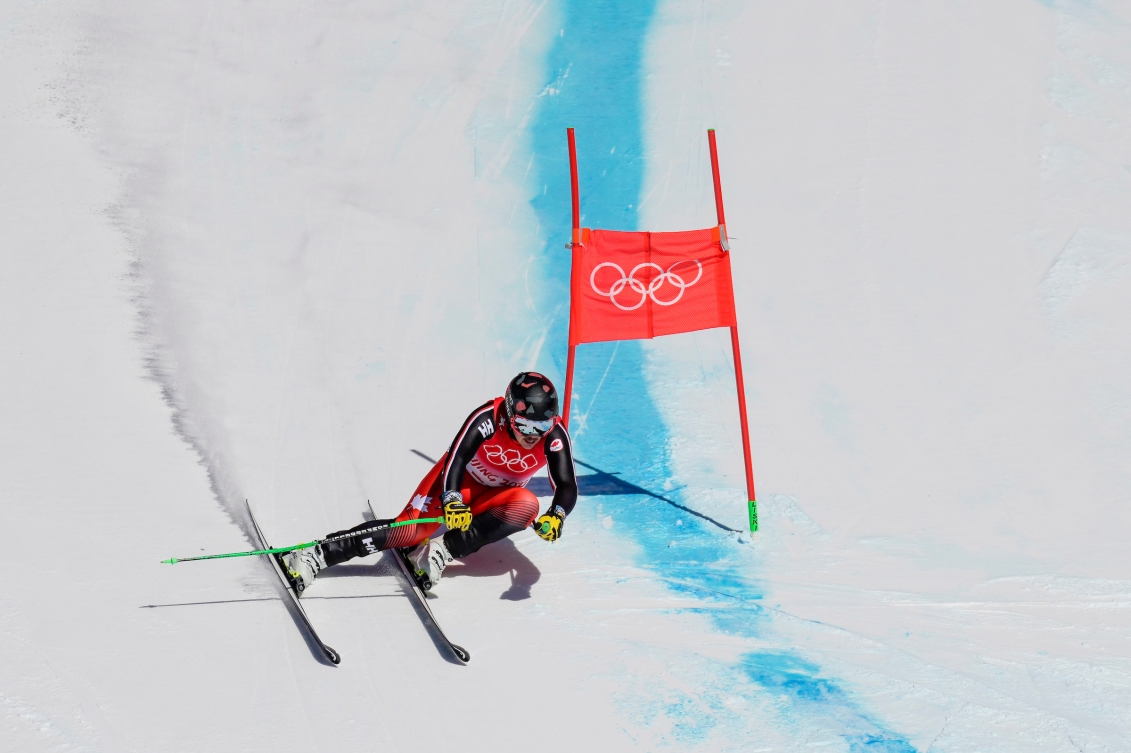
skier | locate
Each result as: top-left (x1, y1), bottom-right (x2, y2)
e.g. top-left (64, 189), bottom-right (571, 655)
top-left (282, 372), bottom-right (577, 593)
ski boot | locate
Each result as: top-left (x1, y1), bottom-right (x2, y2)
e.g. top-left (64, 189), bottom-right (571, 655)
top-left (407, 537), bottom-right (453, 591)
top-left (281, 545), bottom-right (326, 595)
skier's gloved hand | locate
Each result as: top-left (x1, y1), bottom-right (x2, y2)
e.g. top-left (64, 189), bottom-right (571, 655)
top-left (442, 491), bottom-right (473, 532)
top-left (534, 506), bottom-right (566, 542)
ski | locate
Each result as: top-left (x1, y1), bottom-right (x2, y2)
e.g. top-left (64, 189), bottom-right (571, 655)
top-left (391, 548), bottom-right (471, 663)
top-left (246, 501), bottom-right (341, 665)
top-left (368, 502), bottom-right (470, 663)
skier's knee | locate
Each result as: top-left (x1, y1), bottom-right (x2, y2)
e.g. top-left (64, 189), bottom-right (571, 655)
top-left (495, 492), bottom-right (540, 529)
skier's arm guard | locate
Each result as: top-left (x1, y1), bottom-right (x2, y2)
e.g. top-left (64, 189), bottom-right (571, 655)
top-left (543, 424), bottom-right (578, 521)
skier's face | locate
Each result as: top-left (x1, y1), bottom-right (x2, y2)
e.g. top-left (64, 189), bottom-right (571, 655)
top-left (513, 427), bottom-right (541, 450)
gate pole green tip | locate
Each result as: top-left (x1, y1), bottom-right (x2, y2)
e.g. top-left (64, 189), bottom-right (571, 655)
top-left (748, 499), bottom-right (759, 533)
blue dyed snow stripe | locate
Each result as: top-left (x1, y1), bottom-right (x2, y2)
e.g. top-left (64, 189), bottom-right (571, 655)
top-left (525, 1), bottom-right (916, 749)
top-left (741, 653), bottom-right (917, 752)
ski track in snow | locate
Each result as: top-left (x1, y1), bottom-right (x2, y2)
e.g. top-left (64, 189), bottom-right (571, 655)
top-left (2, 0), bottom-right (1130, 751)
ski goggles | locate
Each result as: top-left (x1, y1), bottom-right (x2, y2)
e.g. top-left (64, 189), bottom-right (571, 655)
top-left (512, 415), bottom-right (554, 437)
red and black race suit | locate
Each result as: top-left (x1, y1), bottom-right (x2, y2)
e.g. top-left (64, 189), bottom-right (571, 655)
top-left (442, 397), bottom-right (576, 505)
top-left (319, 398), bottom-right (577, 565)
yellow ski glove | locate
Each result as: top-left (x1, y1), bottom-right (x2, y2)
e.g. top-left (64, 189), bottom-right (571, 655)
top-left (442, 491), bottom-right (472, 532)
top-left (534, 506), bottom-right (566, 542)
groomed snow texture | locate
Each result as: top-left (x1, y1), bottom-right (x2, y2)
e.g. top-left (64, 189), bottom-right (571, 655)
top-left (2, 0), bottom-right (1130, 751)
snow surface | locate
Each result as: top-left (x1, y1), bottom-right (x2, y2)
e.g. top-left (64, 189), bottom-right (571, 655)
top-left (2, 0), bottom-right (1129, 751)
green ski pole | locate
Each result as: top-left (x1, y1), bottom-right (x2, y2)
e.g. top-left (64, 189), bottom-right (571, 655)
top-left (162, 516), bottom-right (446, 564)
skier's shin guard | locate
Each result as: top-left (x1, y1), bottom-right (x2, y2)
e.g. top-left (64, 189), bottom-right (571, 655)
top-left (443, 509), bottom-right (528, 559)
top-left (319, 520), bottom-right (393, 567)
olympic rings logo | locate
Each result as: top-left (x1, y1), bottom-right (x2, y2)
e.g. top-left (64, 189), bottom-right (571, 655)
top-left (484, 445), bottom-right (539, 472)
top-left (590, 260), bottom-right (703, 311)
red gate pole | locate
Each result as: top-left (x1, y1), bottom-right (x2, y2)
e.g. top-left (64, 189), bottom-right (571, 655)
top-left (563, 128), bottom-right (581, 429)
top-left (708, 129), bottom-right (758, 532)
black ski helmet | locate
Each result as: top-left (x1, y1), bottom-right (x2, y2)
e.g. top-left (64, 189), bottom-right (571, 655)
top-left (504, 372), bottom-right (559, 428)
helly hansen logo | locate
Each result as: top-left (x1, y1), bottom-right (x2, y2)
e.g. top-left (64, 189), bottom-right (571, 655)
top-left (361, 537), bottom-right (377, 554)
top-left (477, 418), bottom-right (494, 438)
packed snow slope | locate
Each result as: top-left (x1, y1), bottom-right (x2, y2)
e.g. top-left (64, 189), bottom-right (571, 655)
top-left (1, 0), bottom-right (1129, 751)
